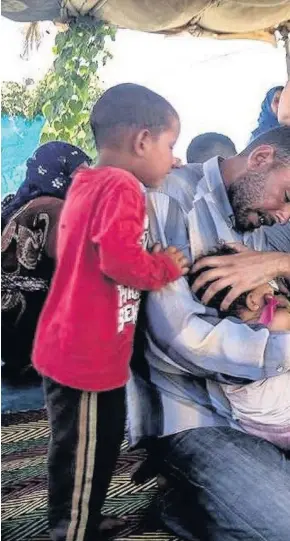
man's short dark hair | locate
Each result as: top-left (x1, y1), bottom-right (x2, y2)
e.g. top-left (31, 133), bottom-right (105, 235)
top-left (240, 126), bottom-right (290, 165)
top-left (90, 83), bottom-right (178, 149)
top-left (186, 132), bottom-right (236, 164)
top-left (189, 245), bottom-right (248, 317)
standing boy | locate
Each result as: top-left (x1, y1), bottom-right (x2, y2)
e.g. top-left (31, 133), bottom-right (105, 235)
top-left (32, 83), bottom-right (188, 541)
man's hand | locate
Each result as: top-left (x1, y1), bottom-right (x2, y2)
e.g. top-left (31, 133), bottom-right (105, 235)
top-left (152, 243), bottom-right (190, 276)
top-left (191, 249), bottom-right (290, 311)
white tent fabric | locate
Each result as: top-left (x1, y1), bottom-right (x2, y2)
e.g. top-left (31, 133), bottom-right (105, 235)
top-left (2, 1), bottom-right (290, 43)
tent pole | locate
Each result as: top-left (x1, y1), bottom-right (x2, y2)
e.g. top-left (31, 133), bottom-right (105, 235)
top-left (286, 36), bottom-right (290, 78)
top-left (279, 26), bottom-right (290, 78)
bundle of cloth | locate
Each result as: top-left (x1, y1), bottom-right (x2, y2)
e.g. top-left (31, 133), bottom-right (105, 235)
top-left (2, 0), bottom-right (290, 44)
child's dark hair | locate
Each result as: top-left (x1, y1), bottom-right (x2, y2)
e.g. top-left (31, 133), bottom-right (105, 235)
top-left (189, 245), bottom-right (249, 317)
top-left (187, 132), bottom-right (236, 164)
top-left (90, 83), bottom-right (178, 149)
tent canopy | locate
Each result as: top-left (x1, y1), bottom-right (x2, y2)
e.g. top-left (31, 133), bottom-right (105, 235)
top-left (2, 1), bottom-right (290, 44)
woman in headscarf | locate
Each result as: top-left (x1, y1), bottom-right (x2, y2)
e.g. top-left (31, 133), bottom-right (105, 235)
top-left (278, 80), bottom-right (290, 126)
top-left (250, 86), bottom-right (283, 142)
top-left (1, 141), bottom-right (91, 378)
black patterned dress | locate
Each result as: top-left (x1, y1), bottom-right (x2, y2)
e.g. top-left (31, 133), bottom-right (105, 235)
top-left (2, 196), bottom-right (63, 376)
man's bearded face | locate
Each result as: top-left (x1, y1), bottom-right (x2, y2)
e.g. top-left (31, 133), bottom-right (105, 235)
top-left (228, 166), bottom-right (290, 232)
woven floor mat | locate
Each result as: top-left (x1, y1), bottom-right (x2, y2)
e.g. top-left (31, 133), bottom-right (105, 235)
top-left (2, 409), bottom-right (181, 540)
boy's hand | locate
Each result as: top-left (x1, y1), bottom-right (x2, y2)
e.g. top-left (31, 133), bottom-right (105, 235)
top-left (152, 244), bottom-right (189, 275)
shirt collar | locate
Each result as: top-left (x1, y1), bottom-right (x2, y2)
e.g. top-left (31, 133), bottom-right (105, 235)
top-left (201, 156), bottom-right (236, 230)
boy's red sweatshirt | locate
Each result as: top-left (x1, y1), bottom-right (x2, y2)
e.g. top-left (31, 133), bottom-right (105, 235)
top-left (32, 167), bottom-right (180, 392)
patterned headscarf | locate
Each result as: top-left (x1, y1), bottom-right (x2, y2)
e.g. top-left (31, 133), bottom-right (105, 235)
top-left (2, 141), bottom-right (91, 225)
top-left (250, 86), bottom-right (284, 142)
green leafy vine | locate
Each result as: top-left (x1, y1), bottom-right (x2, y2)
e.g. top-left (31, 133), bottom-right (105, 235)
top-left (40, 20), bottom-right (116, 156)
top-left (2, 20), bottom-right (116, 157)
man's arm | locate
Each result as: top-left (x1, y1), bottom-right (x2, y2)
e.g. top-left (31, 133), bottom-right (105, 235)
top-left (145, 192), bottom-right (290, 382)
top-left (244, 222), bottom-right (290, 253)
top-left (146, 276), bottom-right (289, 382)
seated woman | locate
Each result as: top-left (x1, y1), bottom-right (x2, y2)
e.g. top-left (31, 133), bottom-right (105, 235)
top-left (1, 141), bottom-right (91, 379)
top-left (190, 244), bottom-right (290, 451)
top-left (250, 85), bottom-right (283, 142)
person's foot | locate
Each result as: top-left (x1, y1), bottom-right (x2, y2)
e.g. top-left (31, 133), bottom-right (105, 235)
top-left (97, 514), bottom-right (127, 536)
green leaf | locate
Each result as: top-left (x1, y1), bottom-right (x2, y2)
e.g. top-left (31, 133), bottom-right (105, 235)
top-left (53, 120), bottom-right (63, 132)
top-left (55, 86), bottom-right (66, 101)
top-left (55, 31), bottom-right (67, 48)
top-left (40, 131), bottom-right (53, 144)
top-left (63, 112), bottom-right (76, 130)
top-left (76, 85), bottom-right (89, 102)
top-left (69, 99), bottom-right (83, 114)
top-left (42, 101), bottom-right (53, 119)
top-left (79, 65), bottom-right (89, 76)
top-left (72, 74), bottom-right (85, 89)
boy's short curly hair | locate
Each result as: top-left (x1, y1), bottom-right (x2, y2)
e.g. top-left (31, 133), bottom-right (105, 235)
top-left (90, 83), bottom-right (178, 150)
top-left (189, 245), bottom-right (249, 317)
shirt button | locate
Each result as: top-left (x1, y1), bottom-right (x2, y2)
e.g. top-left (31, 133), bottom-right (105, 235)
top-left (277, 366), bottom-right (284, 373)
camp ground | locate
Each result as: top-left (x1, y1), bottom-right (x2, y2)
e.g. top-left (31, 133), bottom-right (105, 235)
top-left (1, 2), bottom-right (290, 541)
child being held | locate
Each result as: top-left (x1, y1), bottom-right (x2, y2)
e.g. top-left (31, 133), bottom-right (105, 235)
top-left (190, 245), bottom-right (290, 450)
top-left (32, 83), bottom-right (189, 541)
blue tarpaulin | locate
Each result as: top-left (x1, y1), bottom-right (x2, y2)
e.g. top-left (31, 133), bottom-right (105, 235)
top-left (1, 115), bottom-right (45, 198)
top-left (1, 115), bottom-right (46, 411)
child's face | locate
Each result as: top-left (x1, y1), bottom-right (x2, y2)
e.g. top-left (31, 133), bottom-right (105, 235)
top-left (135, 116), bottom-right (180, 188)
top-left (244, 283), bottom-right (290, 330)
top-left (246, 283), bottom-right (276, 312)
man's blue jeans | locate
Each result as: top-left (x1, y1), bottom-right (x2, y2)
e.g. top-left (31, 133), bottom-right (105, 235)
top-left (157, 427), bottom-right (290, 541)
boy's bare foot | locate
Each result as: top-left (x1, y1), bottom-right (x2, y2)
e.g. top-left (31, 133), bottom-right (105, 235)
top-left (98, 514), bottom-right (127, 534)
